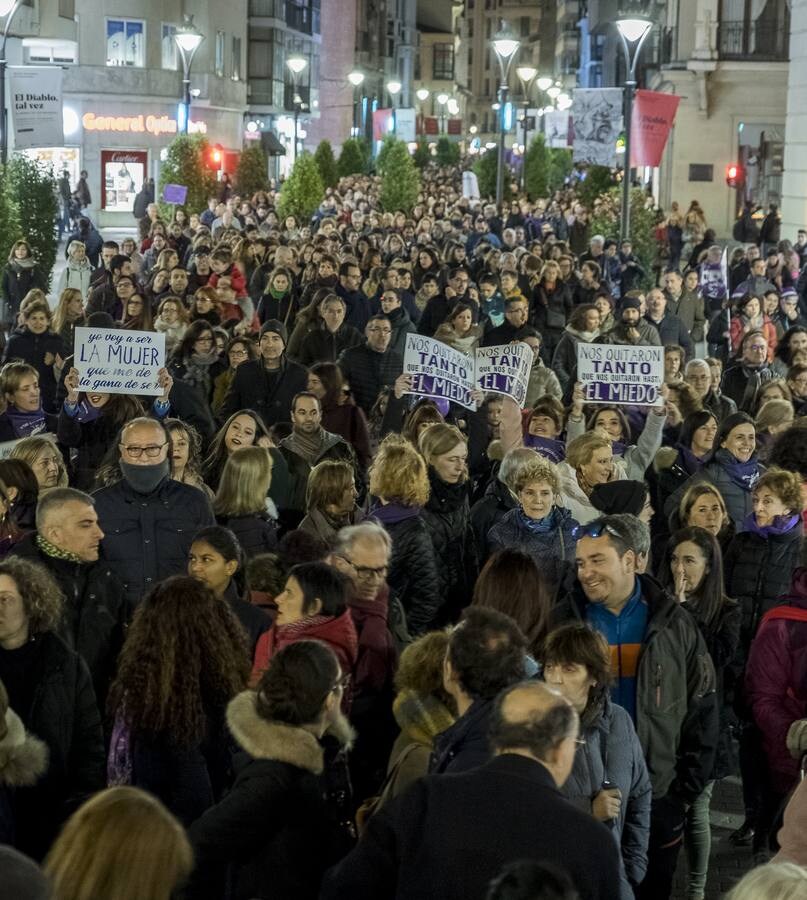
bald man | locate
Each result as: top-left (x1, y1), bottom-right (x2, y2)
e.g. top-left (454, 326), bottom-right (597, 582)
top-left (322, 681), bottom-right (621, 900)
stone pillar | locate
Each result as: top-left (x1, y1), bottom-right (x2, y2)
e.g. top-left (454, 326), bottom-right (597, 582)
top-left (781, 0), bottom-right (807, 234)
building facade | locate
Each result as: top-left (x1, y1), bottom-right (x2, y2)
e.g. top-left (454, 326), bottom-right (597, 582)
top-left (10, 0), bottom-right (247, 226)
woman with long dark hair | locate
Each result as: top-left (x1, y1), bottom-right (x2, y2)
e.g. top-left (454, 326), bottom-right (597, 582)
top-left (107, 575), bottom-right (250, 826)
top-left (307, 362), bottom-right (371, 470)
top-left (167, 320), bottom-right (226, 407)
top-left (651, 410), bottom-right (718, 517)
top-left (661, 527), bottom-right (740, 899)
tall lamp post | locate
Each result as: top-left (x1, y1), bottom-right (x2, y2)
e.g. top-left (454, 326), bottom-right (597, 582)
top-left (174, 15), bottom-right (204, 135)
top-left (615, 10), bottom-right (653, 242)
top-left (491, 22), bottom-right (520, 206)
top-left (516, 64), bottom-right (537, 191)
top-left (348, 70), bottom-right (365, 138)
top-left (416, 87), bottom-right (429, 136)
top-left (287, 54), bottom-right (308, 162)
top-left (0, 0), bottom-right (21, 164)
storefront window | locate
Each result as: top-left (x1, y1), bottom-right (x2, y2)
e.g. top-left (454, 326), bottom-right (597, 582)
top-left (101, 149), bottom-right (146, 211)
top-left (23, 147), bottom-right (80, 191)
top-left (106, 19), bottom-right (145, 67)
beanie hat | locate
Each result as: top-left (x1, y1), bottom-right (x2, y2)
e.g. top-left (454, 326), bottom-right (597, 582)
top-left (260, 319), bottom-right (288, 344)
top-left (620, 297), bottom-right (642, 312)
top-left (590, 480), bottom-right (647, 517)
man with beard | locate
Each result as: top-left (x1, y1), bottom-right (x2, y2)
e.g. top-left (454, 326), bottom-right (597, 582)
top-left (600, 296), bottom-right (660, 346)
top-left (92, 417), bottom-right (214, 608)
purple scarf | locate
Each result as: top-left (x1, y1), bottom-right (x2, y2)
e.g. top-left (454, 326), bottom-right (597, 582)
top-left (524, 434), bottom-right (566, 463)
top-left (715, 448), bottom-right (761, 492)
top-left (75, 399), bottom-right (104, 424)
top-left (678, 444), bottom-right (706, 476)
top-left (740, 513), bottom-right (801, 538)
top-left (5, 406), bottom-right (46, 438)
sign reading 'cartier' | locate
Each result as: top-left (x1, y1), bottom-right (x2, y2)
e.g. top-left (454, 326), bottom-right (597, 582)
top-left (81, 112), bottom-right (207, 136)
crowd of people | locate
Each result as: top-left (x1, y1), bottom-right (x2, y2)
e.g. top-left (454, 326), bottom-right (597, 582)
top-left (1, 166), bottom-right (807, 900)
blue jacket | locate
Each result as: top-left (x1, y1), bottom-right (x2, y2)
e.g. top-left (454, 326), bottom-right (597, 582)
top-left (429, 698), bottom-right (493, 775)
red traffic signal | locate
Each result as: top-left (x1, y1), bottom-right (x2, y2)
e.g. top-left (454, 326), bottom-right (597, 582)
top-left (726, 163), bottom-right (745, 188)
top-left (206, 144), bottom-right (223, 171)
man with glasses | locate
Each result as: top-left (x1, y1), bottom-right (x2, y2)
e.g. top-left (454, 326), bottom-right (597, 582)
top-left (685, 358), bottom-right (737, 422)
top-left (337, 314), bottom-right (403, 416)
top-left (555, 514), bottom-right (717, 900)
top-left (92, 417), bottom-right (214, 608)
top-left (720, 329), bottom-right (774, 408)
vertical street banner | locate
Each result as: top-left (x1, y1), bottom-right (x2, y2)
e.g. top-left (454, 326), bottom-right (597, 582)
top-left (571, 88), bottom-right (623, 167)
top-left (8, 66), bottom-right (64, 150)
top-left (576, 342), bottom-right (664, 406)
top-left (630, 90), bottom-right (681, 167)
top-left (544, 110), bottom-right (571, 148)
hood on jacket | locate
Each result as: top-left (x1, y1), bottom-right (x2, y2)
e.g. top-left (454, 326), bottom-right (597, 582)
top-left (0, 709), bottom-right (49, 787)
top-left (226, 690), bottom-right (354, 774)
top-left (370, 501), bottom-right (422, 525)
top-left (653, 446), bottom-right (679, 474)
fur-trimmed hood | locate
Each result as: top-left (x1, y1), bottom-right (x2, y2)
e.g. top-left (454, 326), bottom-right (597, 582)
top-left (0, 709), bottom-right (48, 787)
top-left (226, 691), bottom-right (354, 775)
top-left (654, 445), bottom-right (679, 474)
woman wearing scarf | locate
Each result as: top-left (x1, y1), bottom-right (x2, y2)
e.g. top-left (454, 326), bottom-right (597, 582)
top-left (2, 301), bottom-right (67, 414)
top-left (307, 362), bottom-right (371, 470)
top-left (167, 320), bottom-right (226, 407)
top-left (551, 304), bottom-right (601, 401)
top-left (487, 456), bottom-right (578, 601)
top-left (667, 412), bottom-right (764, 527)
top-left (1, 241), bottom-right (45, 324)
top-left (651, 411), bottom-right (718, 517)
top-left (0, 362), bottom-right (57, 441)
top-left (523, 396), bottom-right (567, 464)
top-left (729, 294), bottom-right (778, 361)
top-left (58, 366), bottom-right (172, 490)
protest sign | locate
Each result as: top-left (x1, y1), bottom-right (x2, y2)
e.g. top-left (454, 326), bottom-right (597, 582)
top-left (576, 342), bottom-right (664, 406)
top-left (402, 335), bottom-right (534, 410)
top-left (163, 184), bottom-right (188, 204)
top-left (74, 327), bottom-right (165, 396)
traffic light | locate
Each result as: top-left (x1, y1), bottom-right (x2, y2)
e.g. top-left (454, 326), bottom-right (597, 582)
top-left (206, 143), bottom-right (223, 171)
top-left (726, 163), bottom-right (745, 188)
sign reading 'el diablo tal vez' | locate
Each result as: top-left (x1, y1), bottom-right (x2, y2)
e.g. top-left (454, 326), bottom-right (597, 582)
top-left (576, 342), bottom-right (664, 406)
top-left (74, 327), bottom-right (166, 396)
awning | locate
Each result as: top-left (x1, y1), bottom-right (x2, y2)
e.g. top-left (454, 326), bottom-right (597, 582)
top-left (261, 131), bottom-right (286, 156)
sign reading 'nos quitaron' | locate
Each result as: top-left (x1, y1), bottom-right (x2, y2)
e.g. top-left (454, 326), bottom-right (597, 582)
top-left (576, 342), bottom-right (664, 406)
top-left (74, 327), bottom-right (165, 396)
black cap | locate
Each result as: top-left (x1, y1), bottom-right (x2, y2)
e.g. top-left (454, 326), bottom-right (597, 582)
top-left (260, 319), bottom-right (288, 344)
top-left (590, 480), bottom-right (648, 516)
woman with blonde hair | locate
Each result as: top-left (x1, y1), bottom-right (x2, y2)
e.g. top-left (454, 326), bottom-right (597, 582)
top-left (56, 241), bottom-right (93, 300)
top-left (51, 287), bottom-right (85, 347)
top-left (44, 786), bottom-right (193, 900)
top-left (558, 431), bottom-right (624, 525)
top-left (726, 862), bottom-right (807, 900)
top-left (299, 459), bottom-right (361, 545)
top-left (214, 446), bottom-right (277, 557)
top-left (756, 399), bottom-right (795, 461)
top-left (419, 423), bottom-right (478, 624)
top-left (369, 435), bottom-right (440, 635)
top-left (9, 435), bottom-right (67, 494)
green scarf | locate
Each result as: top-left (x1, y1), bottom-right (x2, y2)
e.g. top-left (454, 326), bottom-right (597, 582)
top-left (393, 690), bottom-right (455, 746)
top-left (36, 533), bottom-right (82, 563)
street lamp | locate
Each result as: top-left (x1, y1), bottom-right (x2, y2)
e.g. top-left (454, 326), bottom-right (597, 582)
top-left (0, 0), bottom-right (21, 164)
top-left (415, 88), bottom-right (429, 137)
top-left (387, 79), bottom-right (402, 107)
top-left (491, 21), bottom-right (520, 206)
top-left (516, 64), bottom-right (537, 190)
top-left (287, 54), bottom-right (308, 161)
top-left (174, 15), bottom-right (204, 135)
top-left (348, 70), bottom-right (365, 138)
top-left (436, 92), bottom-right (449, 134)
top-left (615, 8), bottom-right (653, 241)
top-left (537, 76), bottom-right (553, 92)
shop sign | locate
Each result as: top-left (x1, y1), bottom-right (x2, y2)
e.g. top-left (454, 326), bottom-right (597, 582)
top-left (82, 112), bottom-right (207, 137)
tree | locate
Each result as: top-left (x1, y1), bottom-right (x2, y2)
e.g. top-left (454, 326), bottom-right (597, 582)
top-left (235, 144), bottom-right (269, 198)
top-left (0, 167), bottom-right (21, 288)
top-left (157, 134), bottom-right (217, 221)
top-left (413, 140), bottom-right (431, 170)
top-left (590, 186), bottom-right (656, 288)
top-left (547, 147), bottom-right (573, 194)
top-left (337, 138), bottom-right (369, 179)
top-left (313, 140), bottom-right (338, 188)
top-left (277, 152), bottom-right (324, 223)
top-left (577, 165), bottom-right (617, 206)
top-left (435, 136), bottom-right (460, 167)
top-left (473, 149), bottom-right (511, 202)
top-left (524, 134), bottom-right (550, 200)
top-left (374, 135), bottom-right (399, 175)
top-left (8, 155), bottom-right (56, 287)
top-left (380, 140), bottom-right (420, 214)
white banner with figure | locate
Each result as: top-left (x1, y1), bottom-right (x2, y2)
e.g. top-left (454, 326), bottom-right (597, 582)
top-left (9, 66), bottom-right (64, 150)
top-left (572, 88), bottom-right (623, 167)
top-left (74, 327), bottom-right (165, 396)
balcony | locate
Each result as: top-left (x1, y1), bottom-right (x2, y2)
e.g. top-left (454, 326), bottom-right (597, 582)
top-left (718, 19), bottom-right (789, 61)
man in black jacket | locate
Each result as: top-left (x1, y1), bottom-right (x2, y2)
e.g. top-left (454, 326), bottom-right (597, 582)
top-left (322, 681), bottom-right (621, 900)
top-left (337, 315), bottom-right (403, 416)
top-left (554, 515), bottom-right (718, 900)
top-left (219, 319), bottom-right (309, 427)
top-left (92, 417), bottom-right (214, 608)
top-left (430, 607), bottom-right (526, 775)
top-left (481, 295), bottom-right (532, 347)
top-left (644, 289), bottom-right (692, 357)
top-left (10, 488), bottom-right (127, 705)
top-left (336, 260), bottom-right (370, 331)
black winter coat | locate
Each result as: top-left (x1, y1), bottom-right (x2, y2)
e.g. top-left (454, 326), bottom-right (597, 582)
top-left (429, 697), bottom-right (494, 775)
top-left (3, 329), bottom-right (67, 413)
top-left (216, 512), bottom-right (278, 558)
top-left (279, 434), bottom-right (357, 514)
top-left (296, 323), bottom-right (363, 367)
top-left (187, 692), bottom-right (349, 900)
top-left (92, 476), bottom-right (215, 607)
top-left (2, 262), bottom-right (45, 318)
top-left (469, 474), bottom-right (517, 560)
top-left (336, 343), bottom-right (403, 416)
top-left (219, 357), bottom-right (309, 429)
top-left (530, 282), bottom-right (573, 348)
top-left (9, 534), bottom-right (127, 704)
top-left (0, 632), bottom-right (105, 859)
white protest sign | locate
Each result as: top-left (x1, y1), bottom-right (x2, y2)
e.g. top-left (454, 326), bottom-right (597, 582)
top-left (9, 66), bottom-right (64, 150)
top-left (576, 342), bottom-right (664, 406)
top-left (474, 342), bottom-right (533, 406)
top-left (403, 334), bottom-right (476, 410)
top-left (74, 327), bottom-right (165, 396)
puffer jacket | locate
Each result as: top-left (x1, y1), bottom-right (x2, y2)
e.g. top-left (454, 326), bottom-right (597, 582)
top-left (0, 704), bottom-right (49, 846)
top-left (488, 505), bottom-right (578, 600)
top-left (470, 474), bottom-right (517, 560)
top-left (650, 445), bottom-right (703, 520)
top-left (560, 695), bottom-right (652, 897)
top-left (565, 408), bottom-right (665, 481)
top-left (336, 343), bottom-right (403, 416)
top-left (421, 471), bottom-right (478, 624)
top-left (553, 575), bottom-right (718, 804)
top-left (370, 502), bottom-right (440, 636)
top-left (724, 517), bottom-right (804, 654)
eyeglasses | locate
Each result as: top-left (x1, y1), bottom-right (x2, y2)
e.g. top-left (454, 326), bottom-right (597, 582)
top-left (120, 442), bottom-right (168, 459)
top-left (343, 556), bottom-right (388, 580)
top-left (229, 349), bottom-right (249, 358)
top-left (571, 521), bottom-right (626, 543)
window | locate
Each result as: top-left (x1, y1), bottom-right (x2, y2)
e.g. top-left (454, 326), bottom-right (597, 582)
top-left (520, 17), bottom-right (530, 37)
top-left (162, 24), bottom-right (178, 70)
top-left (231, 36), bottom-right (242, 80)
top-left (101, 150), bottom-right (147, 212)
top-left (22, 38), bottom-right (77, 64)
top-left (106, 19), bottom-right (145, 67)
top-left (432, 43), bottom-right (454, 80)
top-left (215, 31), bottom-right (225, 77)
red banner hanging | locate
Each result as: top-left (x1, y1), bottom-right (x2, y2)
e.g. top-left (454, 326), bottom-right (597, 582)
top-left (630, 90), bottom-right (681, 167)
